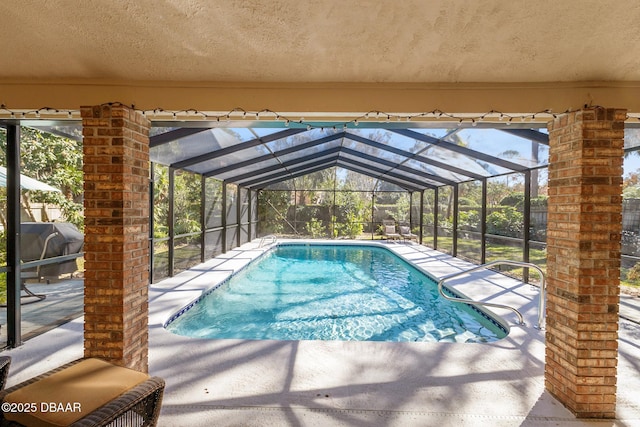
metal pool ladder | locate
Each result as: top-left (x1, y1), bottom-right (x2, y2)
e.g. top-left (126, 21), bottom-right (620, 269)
top-left (437, 260), bottom-right (546, 330)
top-left (258, 234), bottom-right (278, 248)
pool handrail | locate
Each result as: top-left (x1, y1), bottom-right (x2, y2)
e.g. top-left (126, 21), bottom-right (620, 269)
top-left (437, 260), bottom-right (546, 330)
top-left (258, 235), bottom-right (278, 248)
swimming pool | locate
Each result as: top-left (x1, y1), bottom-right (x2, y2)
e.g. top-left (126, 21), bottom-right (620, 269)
top-left (165, 243), bottom-right (508, 343)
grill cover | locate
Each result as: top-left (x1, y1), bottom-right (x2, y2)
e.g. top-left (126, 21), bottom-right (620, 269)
top-left (21, 222), bottom-right (84, 277)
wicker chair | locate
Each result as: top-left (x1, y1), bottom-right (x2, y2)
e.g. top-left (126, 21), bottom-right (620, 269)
top-left (0, 358), bottom-right (10, 392)
top-left (0, 357), bottom-right (164, 427)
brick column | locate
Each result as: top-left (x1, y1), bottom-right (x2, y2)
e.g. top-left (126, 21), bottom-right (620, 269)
top-left (545, 107), bottom-right (625, 418)
top-left (82, 104), bottom-right (150, 372)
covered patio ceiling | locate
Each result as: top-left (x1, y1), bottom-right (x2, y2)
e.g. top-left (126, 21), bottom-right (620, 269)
top-left (3, 0), bottom-right (640, 84)
top-left (1, 1), bottom-right (640, 115)
top-left (3, 0), bottom-right (640, 190)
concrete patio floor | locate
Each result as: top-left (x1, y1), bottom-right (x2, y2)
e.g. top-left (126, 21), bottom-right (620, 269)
top-left (2, 241), bottom-right (640, 426)
top-left (0, 279), bottom-right (84, 344)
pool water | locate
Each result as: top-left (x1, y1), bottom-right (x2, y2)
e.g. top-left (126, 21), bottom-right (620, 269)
top-left (166, 244), bottom-right (507, 343)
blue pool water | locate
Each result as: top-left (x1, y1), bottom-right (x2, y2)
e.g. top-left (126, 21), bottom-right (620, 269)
top-left (165, 244), bottom-right (507, 343)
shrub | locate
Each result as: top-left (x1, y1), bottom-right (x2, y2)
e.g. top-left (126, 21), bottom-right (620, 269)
top-left (486, 207), bottom-right (524, 238)
top-left (458, 210), bottom-right (480, 231)
top-left (626, 262), bottom-right (640, 283)
top-left (305, 218), bottom-right (326, 238)
top-left (500, 194), bottom-right (525, 208)
top-left (530, 196), bottom-right (548, 207)
top-left (458, 197), bottom-right (479, 207)
top-left (334, 213), bottom-right (364, 239)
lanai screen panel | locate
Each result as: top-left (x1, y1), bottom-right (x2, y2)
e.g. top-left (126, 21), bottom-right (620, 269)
top-left (276, 139), bottom-right (343, 164)
top-left (347, 128), bottom-right (431, 155)
top-left (180, 128), bottom-right (283, 174)
top-left (445, 128), bottom-right (549, 168)
top-left (190, 128), bottom-right (337, 177)
top-left (262, 167), bottom-right (381, 192)
top-left (340, 168), bottom-right (378, 190)
top-left (625, 128), bottom-right (640, 151)
top-left (340, 135), bottom-right (409, 165)
top-left (337, 151), bottom-right (442, 189)
top-left (375, 180), bottom-right (406, 192)
top-left (151, 128), bottom-right (258, 168)
top-left (263, 128), bottom-right (342, 151)
top-left (238, 152), bottom-right (339, 188)
top-left (388, 130), bottom-right (493, 181)
top-left (150, 126), bottom-right (179, 137)
top-left (193, 145), bottom-right (275, 175)
top-left (262, 180), bottom-right (295, 190)
top-left (401, 157), bottom-right (477, 182)
top-left (291, 168), bottom-right (339, 191)
top-left (212, 157), bottom-right (282, 182)
top-left (398, 129), bottom-right (513, 178)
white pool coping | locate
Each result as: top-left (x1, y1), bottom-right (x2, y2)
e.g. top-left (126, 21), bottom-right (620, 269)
top-left (3, 239), bottom-right (640, 426)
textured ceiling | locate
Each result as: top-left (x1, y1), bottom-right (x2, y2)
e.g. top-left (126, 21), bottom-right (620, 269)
top-left (2, 0), bottom-right (640, 83)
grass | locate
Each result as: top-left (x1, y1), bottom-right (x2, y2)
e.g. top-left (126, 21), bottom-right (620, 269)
top-left (432, 235), bottom-right (640, 292)
top-left (621, 274), bottom-right (640, 291)
top-left (430, 236), bottom-right (548, 283)
top-left (434, 236), bottom-right (546, 261)
top-left (152, 244), bottom-right (202, 280)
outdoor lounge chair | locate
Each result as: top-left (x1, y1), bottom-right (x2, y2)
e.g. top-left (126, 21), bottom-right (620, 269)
top-left (382, 220), bottom-right (401, 241)
top-left (0, 356), bottom-right (165, 427)
top-left (399, 225), bottom-right (418, 243)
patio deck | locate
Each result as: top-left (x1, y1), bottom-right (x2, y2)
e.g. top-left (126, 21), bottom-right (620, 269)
top-left (0, 279), bottom-right (84, 344)
top-left (1, 241), bottom-right (639, 426)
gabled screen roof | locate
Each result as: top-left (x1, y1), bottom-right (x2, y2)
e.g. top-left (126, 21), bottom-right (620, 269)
top-left (21, 120), bottom-right (556, 191)
top-left (148, 123), bottom-right (550, 191)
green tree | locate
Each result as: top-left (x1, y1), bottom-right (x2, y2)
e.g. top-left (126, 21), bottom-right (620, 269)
top-left (153, 165), bottom-right (170, 238)
top-left (487, 181), bottom-right (511, 207)
top-left (258, 190), bottom-right (293, 235)
top-left (623, 169), bottom-right (640, 199)
top-left (204, 178), bottom-right (223, 228)
top-left (394, 193), bottom-right (410, 223)
top-left (174, 170), bottom-right (202, 235)
top-left (334, 190), bottom-right (367, 238)
top-left (500, 193), bottom-right (525, 208)
top-left (152, 166), bottom-right (204, 238)
top-left (458, 210), bottom-right (480, 231)
top-left (0, 127), bottom-right (84, 230)
top-left (305, 217), bottom-right (326, 238)
top-left (486, 207), bottom-right (524, 237)
top-left (295, 168), bottom-right (335, 204)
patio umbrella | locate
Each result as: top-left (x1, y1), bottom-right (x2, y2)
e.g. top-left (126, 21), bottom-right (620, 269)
top-left (0, 166), bottom-right (61, 192)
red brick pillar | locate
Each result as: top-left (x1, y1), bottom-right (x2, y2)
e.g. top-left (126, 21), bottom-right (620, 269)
top-left (545, 107), bottom-right (625, 418)
top-left (81, 104), bottom-right (150, 372)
